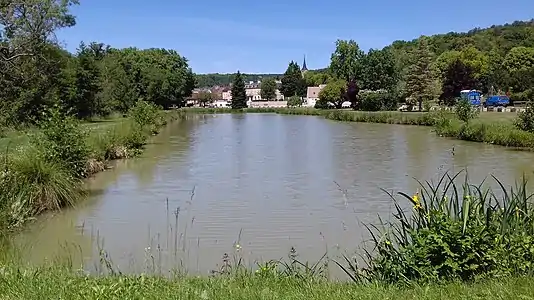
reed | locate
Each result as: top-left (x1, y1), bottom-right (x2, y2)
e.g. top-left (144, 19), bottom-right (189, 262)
top-left (339, 170), bottom-right (534, 284)
top-left (0, 146), bottom-right (85, 230)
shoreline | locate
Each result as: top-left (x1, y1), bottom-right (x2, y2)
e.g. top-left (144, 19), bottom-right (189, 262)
top-left (0, 109), bottom-right (185, 232)
top-left (182, 107), bottom-right (534, 150)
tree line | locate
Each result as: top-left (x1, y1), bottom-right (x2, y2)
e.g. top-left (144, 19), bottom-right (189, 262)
top-left (0, 0), bottom-right (195, 127)
top-left (311, 20), bottom-right (534, 110)
top-left (208, 20), bottom-right (534, 110)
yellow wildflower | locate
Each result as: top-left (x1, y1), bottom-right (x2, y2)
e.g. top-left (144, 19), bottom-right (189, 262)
top-left (413, 192), bottom-right (422, 210)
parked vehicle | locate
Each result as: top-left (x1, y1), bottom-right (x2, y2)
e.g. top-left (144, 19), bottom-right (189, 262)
top-left (483, 95), bottom-right (510, 107)
top-left (460, 89), bottom-right (482, 106)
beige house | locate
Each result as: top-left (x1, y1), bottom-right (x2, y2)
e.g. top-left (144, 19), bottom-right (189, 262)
top-left (305, 84), bottom-right (327, 107)
top-left (222, 90), bottom-right (232, 101)
top-left (246, 88), bottom-right (262, 101)
top-left (245, 87), bottom-right (284, 101)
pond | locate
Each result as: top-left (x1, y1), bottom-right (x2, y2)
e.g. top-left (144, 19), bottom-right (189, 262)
top-left (14, 113), bottom-right (534, 276)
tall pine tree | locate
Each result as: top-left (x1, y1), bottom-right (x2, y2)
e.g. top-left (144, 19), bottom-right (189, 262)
top-left (405, 37), bottom-right (440, 110)
top-left (231, 71), bottom-right (247, 109)
top-left (280, 61), bottom-right (306, 97)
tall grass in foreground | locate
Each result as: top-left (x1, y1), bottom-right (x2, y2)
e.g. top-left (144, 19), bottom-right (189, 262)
top-left (0, 146), bottom-right (85, 230)
top-left (341, 170), bottom-right (534, 284)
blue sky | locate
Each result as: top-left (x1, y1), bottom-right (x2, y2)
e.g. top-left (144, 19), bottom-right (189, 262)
top-left (56, 0), bottom-right (534, 74)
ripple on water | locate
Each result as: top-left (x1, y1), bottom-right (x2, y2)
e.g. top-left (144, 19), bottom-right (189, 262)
top-left (15, 114), bottom-right (534, 275)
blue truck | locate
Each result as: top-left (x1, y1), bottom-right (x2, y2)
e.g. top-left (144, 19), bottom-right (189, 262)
top-left (460, 90), bottom-right (482, 106)
top-left (483, 95), bottom-right (510, 107)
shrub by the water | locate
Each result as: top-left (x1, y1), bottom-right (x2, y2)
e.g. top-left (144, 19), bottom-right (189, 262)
top-left (455, 98), bottom-right (479, 124)
top-left (33, 106), bottom-right (89, 178)
top-left (0, 147), bottom-right (84, 229)
top-left (128, 100), bottom-right (164, 134)
top-left (347, 171), bottom-right (534, 283)
top-left (514, 101), bottom-right (534, 133)
top-left (0, 104), bottom-right (179, 230)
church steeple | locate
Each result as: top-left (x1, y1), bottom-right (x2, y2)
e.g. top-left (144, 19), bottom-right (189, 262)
top-left (301, 55), bottom-right (308, 72)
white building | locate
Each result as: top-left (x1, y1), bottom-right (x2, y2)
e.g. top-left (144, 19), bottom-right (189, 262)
top-left (213, 100), bottom-right (230, 108)
top-left (222, 90), bottom-right (232, 101)
top-left (305, 84), bottom-right (327, 107)
top-left (245, 88), bottom-right (284, 101)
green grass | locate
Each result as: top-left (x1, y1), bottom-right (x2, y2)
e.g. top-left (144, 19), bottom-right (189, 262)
top-left (0, 116), bottom-right (127, 150)
top-left (0, 267), bottom-right (533, 299)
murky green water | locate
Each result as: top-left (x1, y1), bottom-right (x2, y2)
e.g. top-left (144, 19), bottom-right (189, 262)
top-left (14, 113), bottom-right (534, 275)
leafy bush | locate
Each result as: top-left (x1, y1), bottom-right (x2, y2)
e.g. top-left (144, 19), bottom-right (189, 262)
top-left (510, 89), bottom-right (534, 106)
top-left (287, 96), bottom-right (303, 107)
top-left (514, 101), bottom-right (534, 133)
top-left (358, 91), bottom-right (397, 111)
top-left (358, 92), bottom-right (382, 111)
top-left (455, 98), bottom-right (479, 124)
top-left (314, 99), bottom-right (331, 109)
top-left (128, 100), bottom-right (162, 130)
top-left (349, 171), bottom-right (534, 283)
top-left (33, 105), bottom-right (89, 178)
top-left (86, 120), bottom-right (148, 161)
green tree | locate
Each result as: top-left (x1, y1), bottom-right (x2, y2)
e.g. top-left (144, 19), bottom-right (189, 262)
top-left (455, 97), bottom-right (479, 124)
top-left (260, 77), bottom-right (277, 100)
top-left (405, 37), bottom-right (440, 110)
top-left (360, 48), bottom-right (398, 91)
top-left (280, 61), bottom-right (306, 97)
top-left (317, 79), bottom-right (347, 109)
top-left (503, 47), bottom-right (534, 73)
top-left (97, 48), bottom-right (195, 112)
top-left (503, 47), bottom-right (534, 93)
top-left (0, 0), bottom-right (79, 124)
top-left (329, 39), bottom-right (364, 81)
top-left (231, 71), bottom-right (247, 109)
top-left (303, 70), bottom-right (332, 87)
top-left (435, 47), bottom-right (489, 100)
top-left (70, 41), bottom-right (102, 118)
top-left (287, 95), bottom-right (303, 107)
top-left (440, 58), bottom-right (477, 104)
top-left (197, 91), bottom-right (213, 107)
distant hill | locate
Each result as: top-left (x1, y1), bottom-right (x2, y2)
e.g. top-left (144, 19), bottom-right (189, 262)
top-left (195, 20), bottom-right (534, 89)
top-left (386, 20), bottom-right (534, 71)
top-left (388, 20), bottom-right (534, 55)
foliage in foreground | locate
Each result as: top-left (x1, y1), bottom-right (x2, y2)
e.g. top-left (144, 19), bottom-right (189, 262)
top-left (347, 171), bottom-right (534, 284)
top-left (0, 147), bottom-right (85, 230)
top-left (0, 266), bottom-right (533, 299)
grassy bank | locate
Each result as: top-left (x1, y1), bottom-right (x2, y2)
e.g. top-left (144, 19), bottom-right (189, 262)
top-left (183, 107), bottom-right (534, 149)
top-left (0, 266), bottom-right (532, 299)
top-left (0, 102), bottom-right (184, 231)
